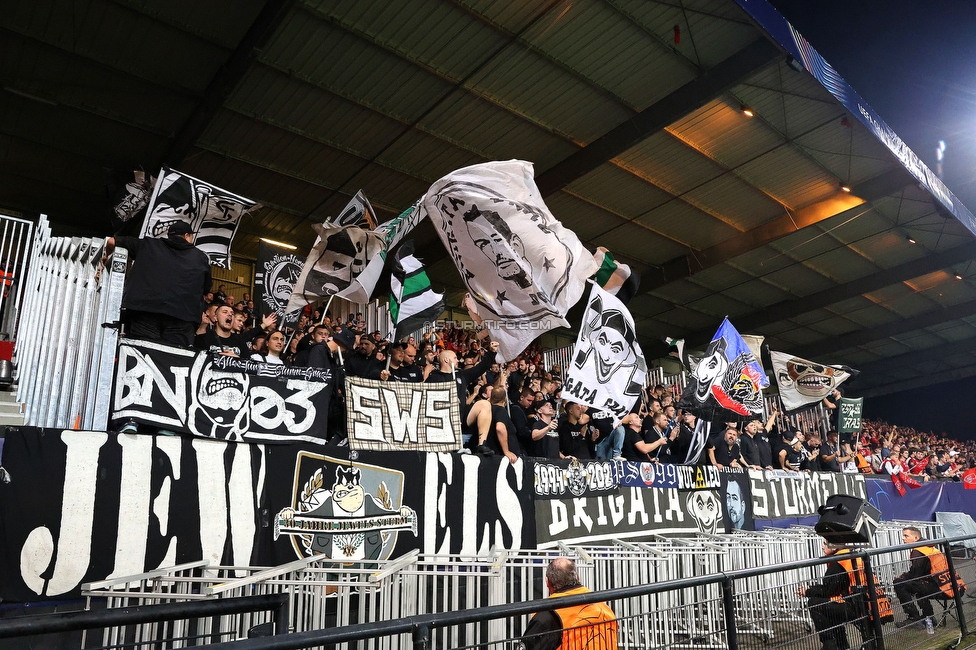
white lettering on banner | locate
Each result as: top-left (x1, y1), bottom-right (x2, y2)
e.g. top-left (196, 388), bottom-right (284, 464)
top-left (115, 346), bottom-right (188, 413)
top-left (423, 453), bottom-right (526, 555)
top-left (607, 492), bottom-right (625, 526)
top-left (423, 389), bottom-right (454, 443)
top-left (20, 431), bottom-right (107, 596)
top-left (352, 385), bottom-right (384, 441)
top-left (382, 387), bottom-right (422, 443)
top-left (749, 469), bottom-right (768, 518)
top-left (549, 500), bottom-right (569, 536)
top-left (628, 487), bottom-right (649, 526)
top-left (572, 497), bottom-right (593, 532)
top-left (18, 433), bottom-right (265, 597)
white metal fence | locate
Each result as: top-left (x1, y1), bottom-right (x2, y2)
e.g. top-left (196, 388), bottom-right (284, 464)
top-left (82, 521), bottom-right (943, 649)
top-left (14, 216), bottom-right (127, 430)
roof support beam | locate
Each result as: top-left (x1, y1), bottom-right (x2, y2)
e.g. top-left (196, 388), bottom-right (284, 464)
top-left (686, 239), bottom-right (976, 346)
top-left (162, 0), bottom-right (297, 167)
top-left (646, 166), bottom-right (918, 292)
top-left (858, 365), bottom-right (976, 398)
top-left (790, 297), bottom-right (976, 359)
top-left (535, 38), bottom-right (781, 197)
top-left (854, 336), bottom-right (976, 377)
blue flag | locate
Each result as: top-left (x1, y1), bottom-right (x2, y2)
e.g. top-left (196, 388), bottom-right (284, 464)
top-left (679, 318), bottom-right (769, 417)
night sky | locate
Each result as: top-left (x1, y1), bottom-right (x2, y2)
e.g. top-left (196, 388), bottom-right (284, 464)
top-left (767, 1), bottom-right (976, 438)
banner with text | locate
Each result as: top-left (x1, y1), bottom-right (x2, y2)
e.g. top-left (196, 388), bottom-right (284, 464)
top-left (345, 377), bottom-right (462, 452)
top-left (838, 397), bottom-right (864, 435)
top-left (112, 339), bottom-right (333, 444)
top-left (749, 469), bottom-right (866, 519)
top-left (533, 459), bottom-right (618, 500)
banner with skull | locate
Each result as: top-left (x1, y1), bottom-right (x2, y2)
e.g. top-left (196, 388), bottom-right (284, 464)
top-left (138, 167), bottom-right (257, 269)
top-left (111, 339), bottom-right (332, 444)
top-left (564, 284), bottom-right (646, 425)
top-left (770, 351), bottom-right (854, 412)
top-left (254, 241), bottom-right (304, 328)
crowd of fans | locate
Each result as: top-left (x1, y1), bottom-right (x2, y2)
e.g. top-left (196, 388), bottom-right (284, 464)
top-left (158, 284), bottom-right (975, 477)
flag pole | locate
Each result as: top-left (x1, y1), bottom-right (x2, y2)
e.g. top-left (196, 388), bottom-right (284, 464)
top-left (318, 294), bottom-right (335, 326)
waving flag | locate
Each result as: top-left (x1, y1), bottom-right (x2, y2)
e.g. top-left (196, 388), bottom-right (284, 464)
top-left (254, 241), bottom-right (304, 325)
top-left (564, 284), bottom-right (646, 425)
top-left (591, 247), bottom-right (640, 304)
top-left (678, 318), bottom-right (769, 417)
top-left (770, 351), bottom-right (855, 411)
top-left (333, 189), bottom-right (378, 230)
top-left (283, 193), bottom-right (426, 315)
top-left (139, 167), bottom-right (257, 268)
top-left (390, 241), bottom-right (444, 340)
top-left (424, 160), bottom-right (598, 361)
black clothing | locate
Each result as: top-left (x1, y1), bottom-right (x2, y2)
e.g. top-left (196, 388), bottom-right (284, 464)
top-left (510, 403), bottom-right (532, 450)
top-left (389, 362), bottom-right (423, 382)
top-left (193, 329), bottom-right (250, 357)
top-left (708, 439), bottom-right (741, 467)
top-left (738, 433), bottom-right (761, 467)
top-left (532, 419), bottom-right (560, 459)
top-left (820, 440), bottom-right (841, 472)
top-left (115, 234), bottom-right (211, 325)
top-left (427, 351), bottom-right (496, 417)
top-left (485, 404), bottom-right (521, 457)
top-left (589, 409), bottom-right (616, 449)
top-left (346, 351), bottom-right (382, 379)
top-left (805, 556), bottom-right (859, 650)
top-left (621, 427), bottom-right (650, 462)
top-left (894, 548), bottom-right (942, 618)
top-left (128, 312), bottom-right (196, 348)
top-left (558, 416), bottom-right (593, 460)
top-left (756, 430), bottom-right (774, 468)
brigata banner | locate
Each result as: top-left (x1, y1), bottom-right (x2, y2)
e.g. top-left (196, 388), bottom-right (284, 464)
top-left (838, 397), bottom-right (864, 435)
top-left (533, 459), bottom-right (618, 500)
top-left (112, 339), bottom-right (333, 444)
top-left (345, 377), bottom-right (462, 452)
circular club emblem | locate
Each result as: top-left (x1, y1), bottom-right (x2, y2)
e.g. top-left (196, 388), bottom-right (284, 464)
top-left (639, 462), bottom-right (655, 485)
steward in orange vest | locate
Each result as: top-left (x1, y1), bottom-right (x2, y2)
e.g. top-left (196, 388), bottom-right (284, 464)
top-left (520, 558), bottom-right (617, 650)
top-left (894, 526), bottom-right (966, 625)
top-left (799, 540), bottom-right (889, 650)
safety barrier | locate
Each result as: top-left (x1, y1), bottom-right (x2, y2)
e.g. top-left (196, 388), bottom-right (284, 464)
top-left (77, 521), bottom-right (965, 649)
top-left (0, 212), bottom-right (35, 339)
top-left (14, 216), bottom-right (127, 430)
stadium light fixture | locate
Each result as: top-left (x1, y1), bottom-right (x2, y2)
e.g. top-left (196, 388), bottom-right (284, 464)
top-left (260, 238), bottom-right (297, 250)
top-left (741, 105), bottom-right (754, 117)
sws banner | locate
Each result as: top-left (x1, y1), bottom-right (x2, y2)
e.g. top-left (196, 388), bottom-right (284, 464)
top-left (0, 428), bottom-right (265, 601)
top-left (265, 448), bottom-right (536, 563)
top-left (345, 377), bottom-right (462, 452)
top-left (749, 469), bottom-right (866, 519)
top-left (112, 339), bottom-right (332, 444)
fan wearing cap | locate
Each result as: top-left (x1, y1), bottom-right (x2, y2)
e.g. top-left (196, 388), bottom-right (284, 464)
top-left (102, 220), bottom-right (211, 348)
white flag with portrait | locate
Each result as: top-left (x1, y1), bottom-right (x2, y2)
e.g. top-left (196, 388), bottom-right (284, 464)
top-left (424, 160), bottom-right (598, 361)
top-left (770, 350), bottom-right (854, 411)
top-left (564, 284), bottom-right (647, 425)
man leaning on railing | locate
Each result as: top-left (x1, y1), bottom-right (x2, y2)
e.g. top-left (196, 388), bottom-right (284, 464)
top-left (519, 558), bottom-right (617, 650)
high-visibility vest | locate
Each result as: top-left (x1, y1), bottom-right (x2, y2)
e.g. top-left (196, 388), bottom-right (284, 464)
top-left (855, 454), bottom-right (874, 474)
top-left (831, 550), bottom-right (894, 622)
top-left (917, 545), bottom-right (967, 598)
top-left (549, 586), bottom-right (618, 650)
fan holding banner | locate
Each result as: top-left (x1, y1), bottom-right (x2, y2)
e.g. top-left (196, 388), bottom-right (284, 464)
top-left (769, 351), bottom-right (855, 412)
top-left (679, 318), bottom-right (769, 419)
top-left (564, 284), bottom-right (647, 425)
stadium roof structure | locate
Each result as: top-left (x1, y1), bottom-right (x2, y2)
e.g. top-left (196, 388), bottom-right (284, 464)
top-left (2, 0), bottom-right (975, 398)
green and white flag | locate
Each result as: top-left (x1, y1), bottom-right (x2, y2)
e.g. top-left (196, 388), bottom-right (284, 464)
top-left (390, 240), bottom-right (444, 340)
top-left (591, 246), bottom-right (639, 304)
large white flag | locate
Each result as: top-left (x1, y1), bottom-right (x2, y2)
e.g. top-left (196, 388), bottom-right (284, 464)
top-left (564, 284), bottom-right (647, 425)
top-left (424, 160), bottom-right (598, 361)
top-left (770, 350), bottom-right (854, 411)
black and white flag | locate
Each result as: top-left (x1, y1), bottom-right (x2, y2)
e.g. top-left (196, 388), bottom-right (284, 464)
top-left (425, 160), bottom-right (598, 361)
top-left (334, 189), bottom-right (378, 230)
top-left (254, 240), bottom-right (304, 327)
top-left (390, 240), bottom-right (444, 341)
top-left (564, 284), bottom-right (646, 425)
top-left (138, 167), bottom-right (258, 268)
top-left (770, 351), bottom-right (854, 411)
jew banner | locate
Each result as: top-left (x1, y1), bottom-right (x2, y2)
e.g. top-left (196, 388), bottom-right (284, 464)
top-left (678, 318), bottom-right (769, 418)
top-left (425, 160), bottom-right (599, 361)
top-left (254, 241), bottom-right (304, 326)
top-left (564, 284), bottom-right (646, 425)
top-left (138, 166), bottom-right (257, 268)
top-left (838, 397), bottom-right (864, 435)
top-left (0, 428), bottom-right (265, 601)
top-left (111, 339), bottom-right (333, 444)
top-left (770, 351), bottom-right (854, 411)
top-left (345, 377), bottom-right (462, 452)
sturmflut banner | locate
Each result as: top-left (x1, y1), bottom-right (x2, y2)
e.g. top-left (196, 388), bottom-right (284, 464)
top-left (345, 377), bottom-right (462, 452)
top-left (112, 340), bottom-right (333, 444)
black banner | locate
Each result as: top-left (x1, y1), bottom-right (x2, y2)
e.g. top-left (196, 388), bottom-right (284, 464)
top-left (532, 458), bottom-right (618, 500)
top-left (113, 339), bottom-right (333, 444)
top-left (0, 428), bottom-right (265, 601)
top-left (254, 241), bottom-right (303, 325)
top-left (265, 449), bottom-right (536, 563)
top-left (721, 468), bottom-right (754, 532)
